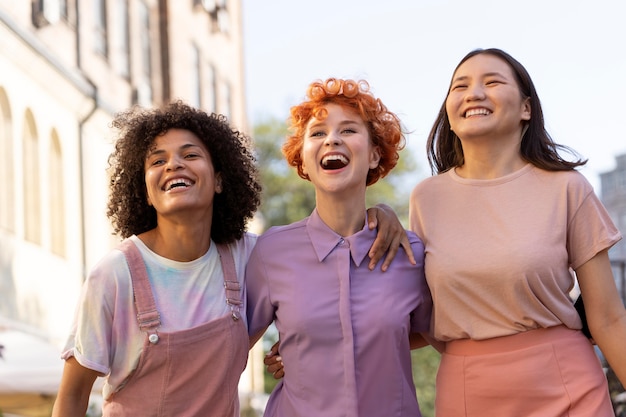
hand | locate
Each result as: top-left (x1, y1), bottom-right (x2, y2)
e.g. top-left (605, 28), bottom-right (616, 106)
top-left (264, 341), bottom-right (284, 379)
top-left (366, 204), bottom-right (416, 271)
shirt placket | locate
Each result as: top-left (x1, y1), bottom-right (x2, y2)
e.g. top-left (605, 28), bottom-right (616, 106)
top-left (335, 237), bottom-right (359, 417)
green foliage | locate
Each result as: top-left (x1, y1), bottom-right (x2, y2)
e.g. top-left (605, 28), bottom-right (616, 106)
top-left (252, 117), bottom-right (419, 229)
top-left (411, 346), bottom-right (440, 417)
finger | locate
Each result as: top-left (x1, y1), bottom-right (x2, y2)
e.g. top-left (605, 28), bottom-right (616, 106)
top-left (264, 355), bottom-right (282, 366)
top-left (368, 230), bottom-right (390, 270)
top-left (367, 208), bottom-right (379, 230)
top-left (380, 235), bottom-right (400, 272)
top-left (273, 369), bottom-right (285, 379)
top-left (267, 363), bottom-right (281, 373)
top-left (400, 233), bottom-right (416, 265)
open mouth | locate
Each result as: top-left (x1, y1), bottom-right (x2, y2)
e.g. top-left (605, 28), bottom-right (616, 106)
top-left (164, 178), bottom-right (192, 191)
top-left (464, 108), bottom-right (491, 118)
top-left (321, 154), bottom-right (349, 170)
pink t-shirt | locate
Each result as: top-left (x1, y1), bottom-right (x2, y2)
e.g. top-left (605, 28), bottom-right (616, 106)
top-left (246, 209), bottom-right (432, 417)
top-left (410, 164), bottom-right (621, 342)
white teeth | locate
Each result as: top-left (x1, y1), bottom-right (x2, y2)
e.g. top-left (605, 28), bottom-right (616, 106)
top-left (321, 154), bottom-right (349, 166)
top-left (465, 108), bottom-right (491, 118)
top-left (165, 178), bottom-right (192, 190)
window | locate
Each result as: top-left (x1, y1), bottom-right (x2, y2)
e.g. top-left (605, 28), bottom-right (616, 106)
top-left (23, 110), bottom-right (41, 244)
top-left (94, 0), bottom-right (108, 57)
top-left (221, 81), bottom-right (231, 120)
top-left (0, 89), bottom-right (14, 232)
top-left (49, 132), bottom-right (65, 257)
top-left (132, 1), bottom-right (153, 105)
top-left (207, 64), bottom-right (216, 113)
top-left (32, 0), bottom-right (61, 27)
top-left (114, 0), bottom-right (130, 78)
top-left (194, 0), bottom-right (229, 34)
top-left (190, 44), bottom-right (201, 108)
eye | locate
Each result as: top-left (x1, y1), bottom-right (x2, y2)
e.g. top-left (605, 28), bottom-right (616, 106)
top-left (309, 130), bottom-right (326, 138)
top-left (485, 78), bottom-right (504, 86)
top-left (149, 158), bottom-right (165, 166)
top-left (184, 152), bottom-right (200, 159)
top-left (341, 128), bottom-right (357, 134)
top-left (450, 83), bottom-right (467, 91)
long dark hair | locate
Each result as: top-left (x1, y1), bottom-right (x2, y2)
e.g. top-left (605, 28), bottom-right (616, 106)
top-left (427, 48), bottom-right (587, 175)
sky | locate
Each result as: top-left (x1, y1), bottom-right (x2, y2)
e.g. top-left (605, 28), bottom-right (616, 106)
top-left (241, 0), bottom-right (626, 194)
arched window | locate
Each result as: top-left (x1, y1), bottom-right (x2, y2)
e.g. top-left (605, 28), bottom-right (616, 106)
top-left (49, 131), bottom-right (65, 256)
top-left (0, 88), bottom-right (14, 232)
top-left (23, 110), bottom-right (41, 244)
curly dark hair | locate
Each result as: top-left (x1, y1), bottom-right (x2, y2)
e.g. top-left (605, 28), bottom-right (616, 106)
top-left (427, 48), bottom-right (587, 175)
top-left (283, 78), bottom-right (405, 186)
top-left (106, 100), bottom-right (261, 244)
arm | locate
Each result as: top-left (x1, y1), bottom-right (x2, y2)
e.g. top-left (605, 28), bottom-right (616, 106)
top-left (249, 325), bottom-right (269, 350)
top-left (576, 249), bottom-right (626, 386)
top-left (51, 357), bottom-right (100, 417)
top-left (409, 333), bottom-right (428, 349)
top-left (366, 204), bottom-right (416, 271)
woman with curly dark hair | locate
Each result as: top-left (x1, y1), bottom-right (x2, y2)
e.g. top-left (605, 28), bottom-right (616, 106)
top-left (52, 101), bottom-right (262, 417)
top-left (246, 79), bottom-right (432, 417)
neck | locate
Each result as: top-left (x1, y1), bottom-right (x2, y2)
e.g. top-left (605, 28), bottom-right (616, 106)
top-left (138, 213), bottom-right (213, 261)
top-left (456, 135), bottom-right (526, 179)
top-left (315, 192), bottom-right (366, 237)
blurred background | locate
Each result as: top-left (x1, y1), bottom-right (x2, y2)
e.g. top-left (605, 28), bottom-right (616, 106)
top-left (0, 1), bottom-right (624, 416)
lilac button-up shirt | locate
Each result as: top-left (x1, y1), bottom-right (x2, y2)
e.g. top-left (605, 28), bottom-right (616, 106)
top-left (246, 209), bottom-right (431, 417)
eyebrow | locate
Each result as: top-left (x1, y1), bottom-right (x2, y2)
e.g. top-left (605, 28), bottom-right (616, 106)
top-left (146, 143), bottom-right (203, 157)
top-left (452, 71), bottom-right (507, 84)
top-left (308, 119), bottom-right (361, 129)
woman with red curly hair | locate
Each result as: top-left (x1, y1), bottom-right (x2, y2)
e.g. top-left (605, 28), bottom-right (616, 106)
top-left (246, 79), bottom-right (432, 417)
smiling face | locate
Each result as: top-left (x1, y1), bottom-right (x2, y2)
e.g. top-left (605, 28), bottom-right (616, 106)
top-left (144, 128), bottom-right (221, 219)
top-left (445, 53), bottom-right (531, 142)
top-left (301, 103), bottom-right (380, 197)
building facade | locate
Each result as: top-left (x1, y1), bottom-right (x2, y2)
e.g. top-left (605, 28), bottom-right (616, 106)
top-left (0, 0), bottom-right (264, 413)
top-left (600, 153), bottom-right (626, 303)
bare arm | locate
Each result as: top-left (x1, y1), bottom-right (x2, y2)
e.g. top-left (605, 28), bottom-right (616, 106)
top-left (366, 204), bottom-right (416, 271)
top-left (576, 249), bottom-right (626, 386)
top-left (51, 356), bottom-right (100, 417)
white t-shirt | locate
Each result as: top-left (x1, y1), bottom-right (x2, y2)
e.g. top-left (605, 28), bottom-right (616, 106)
top-left (61, 233), bottom-right (257, 399)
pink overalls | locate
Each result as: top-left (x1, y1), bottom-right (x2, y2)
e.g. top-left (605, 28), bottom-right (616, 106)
top-left (103, 240), bottom-right (249, 417)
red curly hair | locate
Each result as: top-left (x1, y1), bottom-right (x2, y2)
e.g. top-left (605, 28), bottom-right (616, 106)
top-left (282, 78), bottom-right (405, 186)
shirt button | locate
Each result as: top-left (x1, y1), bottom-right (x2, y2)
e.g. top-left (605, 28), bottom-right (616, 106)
top-left (149, 334), bottom-right (159, 344)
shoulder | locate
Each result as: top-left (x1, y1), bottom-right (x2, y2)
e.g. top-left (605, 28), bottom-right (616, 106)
top-left (90, 243), bottom-right (132, 280)
top-left (257, 217), bottom-right (308, 242)
top-left (219, 232), bottom-right (259, 268)
top-left (530, 166), bottom-right (595, 198)
top-left (411, 172), bottom-right (450, 197)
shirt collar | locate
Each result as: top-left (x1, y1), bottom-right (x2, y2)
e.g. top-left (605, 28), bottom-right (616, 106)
top-left (306, 208), bottom-right (376, 267)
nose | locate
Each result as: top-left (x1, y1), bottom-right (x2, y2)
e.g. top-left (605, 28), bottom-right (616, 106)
top-left (324, 131), bottom-right (341, 146)
top-left (165, 155), bottom-right (184, 171)
top-left (466, 84), bottom-right (486, 101)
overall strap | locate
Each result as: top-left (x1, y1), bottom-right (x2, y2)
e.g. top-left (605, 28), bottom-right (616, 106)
top-left (118, 239), bottom-right (161, 340)
top-left (216, 243), bottom-right (242, 321)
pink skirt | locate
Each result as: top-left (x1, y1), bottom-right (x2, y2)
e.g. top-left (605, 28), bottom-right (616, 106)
top-left (436, 326), bottom-right (614, 417)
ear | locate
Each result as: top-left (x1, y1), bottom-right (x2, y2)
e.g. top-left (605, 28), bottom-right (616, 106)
top-left (369, 145), bottom-right (381, 170)
top-left (215, 172), bottom-right (223, 194)
top-left (521, 97), bottom-right (531, 121)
